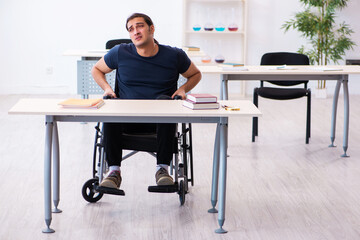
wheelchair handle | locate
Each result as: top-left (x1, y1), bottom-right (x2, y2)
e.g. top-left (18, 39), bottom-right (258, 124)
top-left (103, 95), bottom-right (117, 100)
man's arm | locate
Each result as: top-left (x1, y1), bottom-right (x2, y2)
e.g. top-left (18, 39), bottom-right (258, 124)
top-left (171, 62), bottom-right (202, 99)
top-left (91, 57), bottom-right (117, 98)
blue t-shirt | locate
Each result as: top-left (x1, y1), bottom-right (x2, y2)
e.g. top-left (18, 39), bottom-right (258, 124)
top-left (104, 43), bottom-right (191, 99)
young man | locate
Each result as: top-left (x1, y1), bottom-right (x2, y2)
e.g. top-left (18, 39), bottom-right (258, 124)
top-left (91, 13), bottom-right (201, 189)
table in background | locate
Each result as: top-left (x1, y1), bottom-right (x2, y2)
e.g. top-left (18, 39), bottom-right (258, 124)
top-left (63, 50), bottom-right (112, 99)
top-left (63, 50), bottom-right (359, 157)
top-left (198, 65), bottom-right (360, 157)
top-left (9, 99), bottom-right (261, 234)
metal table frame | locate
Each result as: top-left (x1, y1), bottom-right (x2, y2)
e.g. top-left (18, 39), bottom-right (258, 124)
top-left (42, 114), bottom-right (231, 233)
top-left (220, 73), bottom-right (350, 157)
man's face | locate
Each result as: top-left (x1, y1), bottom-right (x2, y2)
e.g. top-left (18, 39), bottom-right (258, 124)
top-left (127, 17), bottom-right (154, 47)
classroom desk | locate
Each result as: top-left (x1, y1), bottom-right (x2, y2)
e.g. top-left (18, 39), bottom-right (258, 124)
top-left (198, 65), bottom-right (360, 157)
top-left (9, 98), bottom-right (261, 234)
top-left (63, 50), bottom-right (358, 156)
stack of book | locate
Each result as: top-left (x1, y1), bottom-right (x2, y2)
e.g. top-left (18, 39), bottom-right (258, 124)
top-left (218, 62), bottom-right (244, 67)
top-left (182, 94), bottom-right (219, 110)
top-left (218, 62), bottom-right (247, 71)
top-left (183, 46), bottom-right (200, 51)
top-left (58, 98), bottom-right (105, 109)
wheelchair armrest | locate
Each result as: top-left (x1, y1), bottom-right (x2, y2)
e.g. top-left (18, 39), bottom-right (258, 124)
top-left (103, 95), bottom-right (118, 100)
top-left (103, 95), bottom-right (111, 99)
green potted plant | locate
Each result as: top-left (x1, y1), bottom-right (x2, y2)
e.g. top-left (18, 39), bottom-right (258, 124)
top-left (282, 0), bottom-right (356, 97)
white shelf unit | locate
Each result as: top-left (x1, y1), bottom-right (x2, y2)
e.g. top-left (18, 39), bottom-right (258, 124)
top-left (182, 0), bottom-right (247, 65)
top-left (182, 0), bottom-right (247, 96)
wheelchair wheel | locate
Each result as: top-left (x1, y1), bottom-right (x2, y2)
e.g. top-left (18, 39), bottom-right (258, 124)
top-left (178, 180), bottom-right (186, 206)
top-left (82, 178), bottom-right (103, 203)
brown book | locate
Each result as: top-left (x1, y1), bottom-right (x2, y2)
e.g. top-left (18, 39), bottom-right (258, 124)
top-left (58, 98), bottom-right (104, 109)
top-left (183, 46), bottom-right (200, 51)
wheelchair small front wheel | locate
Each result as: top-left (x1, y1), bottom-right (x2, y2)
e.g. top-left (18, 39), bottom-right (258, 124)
top-left (82, 178), bottom-right (103, 203)
top-left (179, 180), bottom-right (186, 206)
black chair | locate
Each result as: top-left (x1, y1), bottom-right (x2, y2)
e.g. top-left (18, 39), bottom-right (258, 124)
top-left (105, 39), bottom-right (132, 49)
top-left (82, 39), bottom-right (194, 205)
top-left (252, 52), bottom-right (311, 144)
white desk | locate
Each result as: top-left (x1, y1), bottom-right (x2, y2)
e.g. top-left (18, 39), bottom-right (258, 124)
top-left (63, 50), bottom-right (360, 156)
top-left (198, 65), bottom-right (360, 157)
top-left (9, 98), bottom-right (261, 234)
top-left (63, 49), bottom-right (108, 58)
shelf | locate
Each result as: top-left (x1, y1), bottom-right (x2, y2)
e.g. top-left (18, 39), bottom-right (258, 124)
top-left (183, 50), bottom-right (206, 57)
top-left (185, 30), bottom-right (244, 34)
top-left (189, 0), bottom-right (244, 2)
top-left (183, 0), bottom-right (247, 65)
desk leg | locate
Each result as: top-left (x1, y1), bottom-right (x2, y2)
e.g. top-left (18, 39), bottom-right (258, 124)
top-left (342, 76), bottom-right (350, 157)
top-left (43, 117), bottom-right (55, 233)
top-left (52, 122), bottom-right (62, 213)
top-left (81, 94), bottom-right (89, 99)
top-left (208, 124), bottom-right (220, 213)
top-left (215, 118), bottom-right (228, 234)
top-left (329, 80), bottom-right (341, 148)
top-left (221, 75), bottom-right (229, 100)
top-left (80, 96), bottom-right (89, 124)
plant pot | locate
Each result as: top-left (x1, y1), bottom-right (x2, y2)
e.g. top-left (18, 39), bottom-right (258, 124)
top-left (315, 88), bottom-right (327, 99)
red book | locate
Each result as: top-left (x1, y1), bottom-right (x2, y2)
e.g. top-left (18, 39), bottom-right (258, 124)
top-left (187, 94), bottom-right (217, 103)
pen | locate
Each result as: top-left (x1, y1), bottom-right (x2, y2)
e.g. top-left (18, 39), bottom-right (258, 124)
top-left (221, 105), bottom-right (240, 111)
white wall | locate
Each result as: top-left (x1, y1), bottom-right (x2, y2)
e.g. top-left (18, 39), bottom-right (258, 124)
top-left (0, 0), bottom-right (183, 94)
top-left (245, 0), bottom-right (360, 96)
top-left (0, 0), bottom-right (359, 95)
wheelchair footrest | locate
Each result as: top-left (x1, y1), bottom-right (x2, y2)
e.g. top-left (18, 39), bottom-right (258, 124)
top-left (148, 183), bottom-right (178, 193)
top-left (95, 186), bottom-right (125, 196)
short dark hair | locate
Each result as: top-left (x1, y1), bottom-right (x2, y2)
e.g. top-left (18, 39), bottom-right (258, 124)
top-left (125, 13), bottom-right (159, 44)
top-left (126, 13), bottom-right (154, 31)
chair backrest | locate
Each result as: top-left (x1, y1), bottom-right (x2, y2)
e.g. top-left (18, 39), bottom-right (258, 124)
top-left (260, 52), bottom-right (310, 87)
top-left (105, 39), bottom-right (132, 49)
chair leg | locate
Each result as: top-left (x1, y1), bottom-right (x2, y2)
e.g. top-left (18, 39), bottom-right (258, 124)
top-left (308, 90), bottom-right (311, 138)
top-left (188, 123), bottom-right (194, 186)
top-left (93, 122), bottom-right (101, 178)
top-left (306, 90), bottom-right (311, 144)
top-left (252, 88), bottom-right (259, 142)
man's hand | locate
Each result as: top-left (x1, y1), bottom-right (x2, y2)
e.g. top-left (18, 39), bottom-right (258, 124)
top-left (91, 57), bottom-right (115, 97)
top-left (103, 88), bottom-right (117, 98)
top-left (171, 88), bottom-right (186, 99)
top-left (174, 62), bottom-right (201, 99)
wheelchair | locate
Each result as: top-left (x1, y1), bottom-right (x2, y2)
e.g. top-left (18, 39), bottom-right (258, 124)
top-left (82, 39), bottom-right (193, 205)
top-left (81, 116), bottom-right (194, 206)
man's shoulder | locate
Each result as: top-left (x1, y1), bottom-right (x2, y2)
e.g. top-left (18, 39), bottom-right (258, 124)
top-left (106, 43), bottom-right (134, 58)
top-left (117, 43), bottom-right (134, 52)
top-left (108, 43), bottom-right (133, 52)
